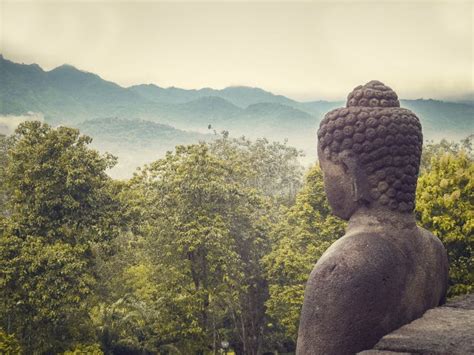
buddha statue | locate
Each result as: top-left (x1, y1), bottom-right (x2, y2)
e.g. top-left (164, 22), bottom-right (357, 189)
top-left (296, 81), bottom-right (448, 355)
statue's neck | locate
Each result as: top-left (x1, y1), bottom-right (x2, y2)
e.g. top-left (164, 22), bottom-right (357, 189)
top-left (346, 206), bottom-right (417, 236)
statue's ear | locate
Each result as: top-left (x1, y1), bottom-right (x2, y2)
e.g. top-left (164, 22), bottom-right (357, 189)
top-left (339, 151), bottom-right (371, 204)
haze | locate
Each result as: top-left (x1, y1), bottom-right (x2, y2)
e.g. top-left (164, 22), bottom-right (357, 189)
top-left (1, 0), bottom-right (473, 101)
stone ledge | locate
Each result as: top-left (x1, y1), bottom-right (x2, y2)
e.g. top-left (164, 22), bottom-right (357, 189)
top-left (358, 293), bottom-right (474, 355)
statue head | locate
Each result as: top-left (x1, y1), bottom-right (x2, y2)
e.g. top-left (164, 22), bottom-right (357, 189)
top-left (317, 81), bottom-right (423, 220)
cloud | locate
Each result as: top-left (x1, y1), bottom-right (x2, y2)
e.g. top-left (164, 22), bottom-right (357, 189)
top-left (2, 2), bottom-right (472, 101)
top-left (0, 112), bottom-right (45, 136)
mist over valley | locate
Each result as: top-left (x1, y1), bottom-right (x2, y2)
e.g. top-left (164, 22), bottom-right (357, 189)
top-left (1, 55), bottom-right (473, 178)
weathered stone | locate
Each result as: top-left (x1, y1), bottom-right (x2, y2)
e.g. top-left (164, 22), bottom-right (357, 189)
top-left (358, 351), bottom-right (412, 355)
top-left (296, 81), bottom-right (449, 355)
top-left (358, 294), bottom-right (474, 355)
top-left (443, 293), bottom-right (474, 310)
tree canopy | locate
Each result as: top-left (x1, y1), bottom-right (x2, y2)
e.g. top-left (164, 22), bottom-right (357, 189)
top-left (416, 137), bottom-right (473, 296)
top-left (0, 123), bottom-right (471, 354)
top-left (0, 122), bottom-right (120, 353)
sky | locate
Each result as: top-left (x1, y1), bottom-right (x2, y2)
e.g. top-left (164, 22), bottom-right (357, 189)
top-left (1, 0), bottom-right (473, 101)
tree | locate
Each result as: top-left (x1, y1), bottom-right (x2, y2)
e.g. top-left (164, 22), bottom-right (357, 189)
top-left (90, 230), bottom-right (169, 354)
top-left (420, 135), bottom-right (472, 172)
top-left (3, 121), bottom-right (117, 242)
top-left (0, 134), bottom-right (10, 217)
top-left (0, 328), bottom-right (21, 354)
top-left (5, 119), bottom-right (471, 353)
top-left (0, 121), bottom-right (119, 353)
top-left (90, 134), bottom-right (304, 354)
top-left (209, 133), bottom-right (303, 205)
top-left (263, 165), bottom-right (345, 347)
top-left (416, 142), bottom-right (473, 296)
top-left (126, 142), bottom-right (274, 354)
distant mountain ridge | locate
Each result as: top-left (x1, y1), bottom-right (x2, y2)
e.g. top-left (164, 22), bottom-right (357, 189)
top-left (77, 117), bottom-right (211, 178)
top-left (0, 55), bottom-right (323, 131)
top-left (129, 83), bottom-right (300, 108)
top-left (0, 55), bottom-right (150, 123)
top-left (78, 117), bottom-right (209, 145)
top-left (3, 55), bottom-right (472, 137)
top-left (1, 55), bottom-right (473, 177)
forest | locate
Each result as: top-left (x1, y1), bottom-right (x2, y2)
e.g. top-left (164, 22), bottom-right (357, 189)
top-left (0, 121), bottom-right (472, 354)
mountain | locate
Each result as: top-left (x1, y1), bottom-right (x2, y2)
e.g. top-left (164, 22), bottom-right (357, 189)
top-left (129, 83), bottom-right (329, 118)
top-left (0, 55), bottom-right (152, 124)
top-left (129, 84), bottom-right (214, 104)
top-left (456, 100), bottom-right (474, 106)
top-left (1, 55), bottom-right (473, 176)
top-left (165, 96), bottom-right (243, 127)
top-left (0, 55), bottom-right (316, 131)
top-left (78, 117), bottom-right (212, 178)
top-left (236, 102), bottom-right (315, 136)
top-left (46, 64), bottom-right (148, 117)
top-left (129, 84), bottom-right (298, 108)
top-left (401, 99), bottom-right (474, 141)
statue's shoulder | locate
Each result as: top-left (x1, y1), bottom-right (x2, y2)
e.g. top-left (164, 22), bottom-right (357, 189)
top-left (417, 225), bottom-right (446, 251)
top-left (315, 231), bottom-right (401, 275)
top-left (298, 232), bottom-right (407, 354)
top-left (305, 231), bottom-right (407, 312)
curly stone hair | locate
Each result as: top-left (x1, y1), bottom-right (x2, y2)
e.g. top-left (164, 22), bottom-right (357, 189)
top-left (317, 81), bottom-right (423, 212)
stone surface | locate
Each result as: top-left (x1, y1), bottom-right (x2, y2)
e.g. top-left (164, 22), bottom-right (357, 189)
top-left (359, 351), bottom-right (412, 355)
top-left (444, 293), bottom-right (474, 310)
top-left (296, 81), bottom-right (449, 355)
top-left (358, 294), bottom-right (474, 355)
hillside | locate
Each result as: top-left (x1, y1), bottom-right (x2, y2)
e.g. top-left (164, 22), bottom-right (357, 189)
top-left (0, 55), bottom-right (152, 124)
top-left (0, 56), bottom-right (316, 132)
top-left (78, 117), bottom-right (212, 178)
top-left (401, 99), bottom-right (474, 140)
top-left (129, 83), bottom-right (298, 108)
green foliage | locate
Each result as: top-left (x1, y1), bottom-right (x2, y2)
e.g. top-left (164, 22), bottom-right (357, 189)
top-left (416, 140), bottom-right (473, 296)
top-left (209, 134), bottom-right (303, 205)
top-left (1, 118), bottom-right (471, 354)
top-left (1, 235), bottom-right (96, 352)
top-left (4, 121), bottom-right (117, 241)
top-left (127, 142), bottom-right (274, 354)
top-left (84, 134), bottom-right (303, 354)
top-left (91, 296), bottom-right (163, 354)
top-left (63, 343), bottom-right (103, 354)
top-left (264, 165), bottom-right (345, 344)
top-left (0, 329), bottom-right (22, 354)
top-left (0, 134), bottom-right (10, 217)
top-left (420, 135), bottom-right (472, 172)
top-left (0, 121), bottom-right (120, 353)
